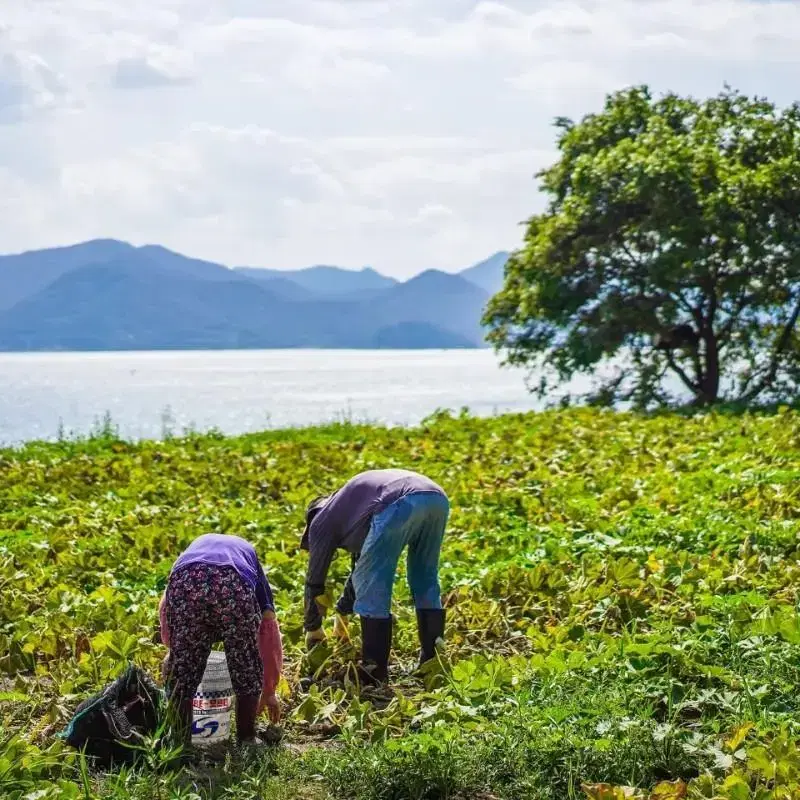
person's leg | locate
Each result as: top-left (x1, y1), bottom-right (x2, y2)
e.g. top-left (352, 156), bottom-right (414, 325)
top-left (406, 493), bottom-right (450, 664)
top-left (235, 694), bottom-right (260, 742)
top-left (406, 493), bottom-right (449, 609)
top-left (216, 568), bottom-right (264, 743)
top-left (352, 497), bottom-right (415, 619)
top-left (352, 497), bottom-right (415, 681)
top-left (164, 565), bottom-right (214, 746)
top-left (358, 616), bottom-right (393, 682)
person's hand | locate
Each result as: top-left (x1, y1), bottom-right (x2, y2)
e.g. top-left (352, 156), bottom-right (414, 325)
top-left (332, 613), bottom-right (351, 642)
top-left (263, 693), bottom-right (281, 724)
top-left (305, 628), bottom-right (326, 650)
top-left (258, 692), bottom-right (282, 724)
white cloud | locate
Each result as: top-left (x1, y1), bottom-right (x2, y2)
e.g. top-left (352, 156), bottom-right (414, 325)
top-left (111, 47), bottom-right (195, 89)
top-left (0, 44), bottom-right (70, 123)
top-left (1, 1), bottom-right (800, 276)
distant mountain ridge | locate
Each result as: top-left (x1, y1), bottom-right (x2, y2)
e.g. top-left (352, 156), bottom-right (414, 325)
top-left (459, 251), bottom-right (511, 295)
top-left (236, 264), bottom-right (397, 297)
top-left (0, 240), bottom-right (510, 351)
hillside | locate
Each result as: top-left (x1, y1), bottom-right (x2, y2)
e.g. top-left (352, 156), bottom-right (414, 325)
top-left (3, 409), bottom-right (799, 798)
top-left (371, 321), bottom-right (476, 348)
top-left (0, 259), bottom-right (302, 350)
top-left (367, 269), bottom-right (490, 344)
top-left (0, 240), bottom-right (505, 350)
top-left (0, 239), bottom-right (135, 311)
top-left (236, 264), bottom-right (397, 296)
top-left (458, 250), bottom-right (510, 294)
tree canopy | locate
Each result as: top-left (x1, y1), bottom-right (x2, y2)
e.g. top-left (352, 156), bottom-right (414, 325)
top-left (485, 86), bottom-right (800, 408)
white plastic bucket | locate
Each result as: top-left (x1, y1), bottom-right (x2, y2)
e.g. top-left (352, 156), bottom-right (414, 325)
top-left (191, 651), bottom-right (234, 746)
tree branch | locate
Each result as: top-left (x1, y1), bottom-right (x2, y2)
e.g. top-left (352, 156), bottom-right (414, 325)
top-left (620, 241), bottom-right (644, 269)
top-left (742, 292), bottom-right (800, 401)
top-left (738, 364), bottom-right (762, 396)
top-left (704, 285), bottom-right (719, 332)
top-left (671, 289), bottom-right (703, 327)
top-left (664, 351), bottom-right (701, 395)
top-left (718, 291), bottom-right (753, 343)
top-left (664, 290), bottom-right (705, 385)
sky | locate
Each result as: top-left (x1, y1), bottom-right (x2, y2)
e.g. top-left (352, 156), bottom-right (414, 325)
top-left (2, 1), bottom-right (800, 278)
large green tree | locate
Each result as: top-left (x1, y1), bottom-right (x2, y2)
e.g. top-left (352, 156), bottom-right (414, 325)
top-left (485, 86), bottom-right (800, 408)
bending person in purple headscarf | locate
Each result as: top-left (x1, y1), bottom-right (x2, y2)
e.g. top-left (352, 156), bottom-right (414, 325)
top-left (159, 533), bottom-right (283, 745)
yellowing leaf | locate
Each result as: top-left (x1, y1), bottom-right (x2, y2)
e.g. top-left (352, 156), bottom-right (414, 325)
top-left (583, 783), bottom-right (644, 800)
top-left (720, 774), bottom-right (750, 800)
top-left (646, 553), bottom-right (663, 573)
top-left (649, 780), bottom-right (687, 799)
top-left (725, 722), bottom-right (754, 752)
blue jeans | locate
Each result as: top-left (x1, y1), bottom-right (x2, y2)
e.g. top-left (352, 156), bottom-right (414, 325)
top-left (352, 492), bottom-right (449, 618)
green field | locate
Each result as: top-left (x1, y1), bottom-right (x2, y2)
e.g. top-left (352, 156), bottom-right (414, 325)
top-left (2, 408), bottom-right (800, 799)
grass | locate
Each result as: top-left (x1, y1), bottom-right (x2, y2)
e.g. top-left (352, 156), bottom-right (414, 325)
top-left (1, 407), bottom-right (799, 799)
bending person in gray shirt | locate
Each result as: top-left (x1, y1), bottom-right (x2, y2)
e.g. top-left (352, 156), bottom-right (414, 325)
top-left (300, 468), bottom-right (449, 683)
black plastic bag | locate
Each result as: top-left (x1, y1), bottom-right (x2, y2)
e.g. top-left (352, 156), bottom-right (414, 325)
top-left (60, 663), bottom-right (164, 767)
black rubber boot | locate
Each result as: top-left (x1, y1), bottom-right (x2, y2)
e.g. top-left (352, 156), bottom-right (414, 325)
top-left (416, 608), bottom-right (446, 666)
top-left (359, 616), bottom-right (392, 683)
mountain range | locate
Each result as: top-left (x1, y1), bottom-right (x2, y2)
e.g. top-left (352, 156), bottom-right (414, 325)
top-left (0, 240), bottom-right (510, 351)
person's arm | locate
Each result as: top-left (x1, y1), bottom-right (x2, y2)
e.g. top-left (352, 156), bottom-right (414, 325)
top-left (250, 558), bottom-right (282, 723)
top-left (334, 554), bottom-right (358, 616)
top-left (304, 534), bottom-right (339, 635)
top-left (253, 559), bottom-right (275, 617)
top-left (158, 593), bottom-right (170, 647)
top-left (257, 611), bottom-right (283, 724)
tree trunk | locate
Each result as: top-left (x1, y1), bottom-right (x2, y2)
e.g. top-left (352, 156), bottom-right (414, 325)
top-left (700, 333), bottom-right (720, 405)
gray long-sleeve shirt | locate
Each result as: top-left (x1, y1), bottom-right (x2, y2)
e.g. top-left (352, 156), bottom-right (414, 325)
top-left (303, 469), bottom-right (445, 631)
